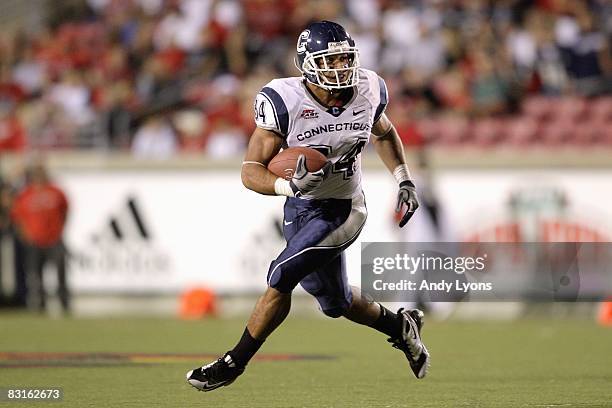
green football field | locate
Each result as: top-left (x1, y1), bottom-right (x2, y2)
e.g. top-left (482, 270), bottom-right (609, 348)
top-left (1, 313), bottom-right (611, 407)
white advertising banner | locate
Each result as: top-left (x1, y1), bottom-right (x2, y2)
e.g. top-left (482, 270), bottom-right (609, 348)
top-left (58, 168), bottom-right (612, 294)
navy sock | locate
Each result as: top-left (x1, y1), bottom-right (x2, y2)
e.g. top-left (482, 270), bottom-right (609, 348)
top-left (369, 304), bottom-right (402, 338)
top-left (229, 328), bottom-right (264, 368)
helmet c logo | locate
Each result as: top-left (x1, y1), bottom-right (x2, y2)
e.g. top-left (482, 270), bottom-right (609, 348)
top-left (296, 29), bottom-right (310, 53)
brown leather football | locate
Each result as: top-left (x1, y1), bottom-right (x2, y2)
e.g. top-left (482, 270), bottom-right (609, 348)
top-left (268, 147), bottom-right (327, 180)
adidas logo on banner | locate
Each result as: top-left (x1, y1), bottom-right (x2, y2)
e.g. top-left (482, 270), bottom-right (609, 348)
top-left (71, 195), bottom-right (171, 281)
top-left (92, 197), bottom-right (151, 243)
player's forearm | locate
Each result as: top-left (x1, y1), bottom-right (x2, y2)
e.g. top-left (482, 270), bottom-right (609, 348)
top-left (373, 126), bottom-right (415, 186)
top-left (241, 164), bottom-right (279, 195)
top-left (373, 125), bottom-right (408, 173)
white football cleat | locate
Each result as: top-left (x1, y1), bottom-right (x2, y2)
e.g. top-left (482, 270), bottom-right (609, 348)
top-left (387, 308), bottom-right (430, 379)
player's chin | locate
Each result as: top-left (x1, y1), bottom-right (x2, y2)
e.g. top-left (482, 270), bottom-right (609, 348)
top-left (339, 72), bottom-right (355, 85)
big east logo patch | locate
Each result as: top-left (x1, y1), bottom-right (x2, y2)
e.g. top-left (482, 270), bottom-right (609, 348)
top-left (300, 109), bottom-right (319, 119)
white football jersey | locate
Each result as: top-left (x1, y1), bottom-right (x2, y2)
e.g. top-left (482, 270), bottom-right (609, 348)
top-left (254, 68), bottom-right (388, 199)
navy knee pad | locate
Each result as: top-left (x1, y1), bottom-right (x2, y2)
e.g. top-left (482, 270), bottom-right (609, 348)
top-left (267, 262), bottom-right (298, 293)
top-left (321, 307), bottom-right (345, 318)
top-left (320, 299), bottom-right (351, 318)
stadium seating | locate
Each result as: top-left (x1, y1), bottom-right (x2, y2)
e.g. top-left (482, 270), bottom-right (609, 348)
top-left (414, 97), bottom-right (611, 147)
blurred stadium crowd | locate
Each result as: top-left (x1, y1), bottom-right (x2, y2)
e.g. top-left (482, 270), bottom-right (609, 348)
top-left (0, 0), bottom-right (611, 157)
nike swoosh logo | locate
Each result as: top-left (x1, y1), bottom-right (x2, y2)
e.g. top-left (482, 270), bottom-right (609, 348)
top-left (353, 109), bottom-right (365, 115)
top-left (284, 220), bottom-right (293, 226)
top-left (187, 378), bottom-right (225, 392)
top-left (201, 381), bottom-right (225, 391)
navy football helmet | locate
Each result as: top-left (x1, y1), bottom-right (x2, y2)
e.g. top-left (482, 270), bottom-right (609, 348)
top-left (295, 21), bottom-right (360, 90)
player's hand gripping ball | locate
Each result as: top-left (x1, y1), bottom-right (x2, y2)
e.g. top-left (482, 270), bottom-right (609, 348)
top-left (268, 147), bottom-right (331, 197)
top-left (396, 180), bottom-right (419, 227)
top-left (268, 147), bottom-right (327, 179)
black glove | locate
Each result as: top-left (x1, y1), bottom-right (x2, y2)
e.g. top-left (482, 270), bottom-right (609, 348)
top-left (396, 180), bottom-right (419, 228)
top-left (289, 155), bottom-right (332, 197)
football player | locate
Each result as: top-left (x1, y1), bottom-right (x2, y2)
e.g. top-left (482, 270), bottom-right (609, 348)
top-left (187, 21), bottom-right (429, 392)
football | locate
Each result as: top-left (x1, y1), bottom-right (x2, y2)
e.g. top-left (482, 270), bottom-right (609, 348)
top-left (268, 147), bottom-right (327, 180)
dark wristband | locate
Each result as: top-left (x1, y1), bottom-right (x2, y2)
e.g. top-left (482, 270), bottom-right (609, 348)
top-left (399, 180), bottom-right (415, 189)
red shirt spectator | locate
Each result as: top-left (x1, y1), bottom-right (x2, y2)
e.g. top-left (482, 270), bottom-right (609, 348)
top-left (11, 169), bottom-right (68, 247)
top-left (0, 82), bottom-right (26, 103)
top-left (0, 115), bottom-right (27, 151)
top-left (243, 0), bottom-right (297, 40)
